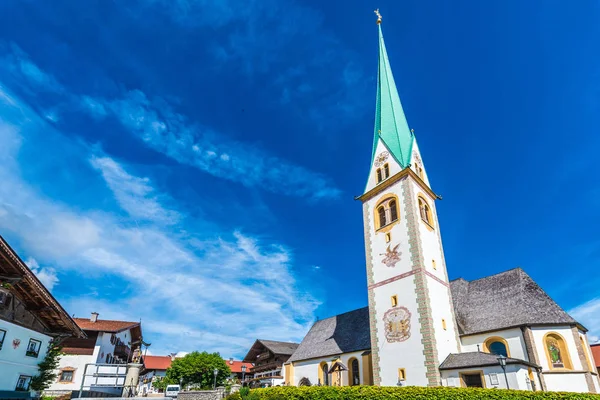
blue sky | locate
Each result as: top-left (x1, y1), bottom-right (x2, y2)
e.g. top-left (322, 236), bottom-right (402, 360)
top-left (0, 0), bottom-right (599, 357)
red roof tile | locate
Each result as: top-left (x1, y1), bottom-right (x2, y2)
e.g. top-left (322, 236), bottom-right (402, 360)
top-left (74, 318), bottom-right (139, 333)
top-left (224, 360), bottom-right (253, 373)
top-left (144, 355), bottom-right (172, 370)
top-left (591, 344), bottom-right (600, 368)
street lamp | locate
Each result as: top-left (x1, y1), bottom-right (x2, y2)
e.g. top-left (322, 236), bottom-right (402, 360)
top-left (241, 365), bottom-right (247, 385)
top-left (213, 368), bottom-right (219, 390)
top-left (497, 354), bottom-right (509, 389)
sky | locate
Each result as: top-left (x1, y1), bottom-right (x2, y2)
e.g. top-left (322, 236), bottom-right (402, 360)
top-left (0, 0), bottom-right (599, 357)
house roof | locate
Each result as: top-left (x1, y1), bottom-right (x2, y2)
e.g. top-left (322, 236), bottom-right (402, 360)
top-left (591, 344), bottom-right (600, 368)
top-left (224, 360), bottom-right (253, 374)
top-left (439, 351), bottom-right (540, 370)
top-left (74, 318), bottom-right (139, 333)
top-left (143, 355), bottom-right (172, 371)
top-left (243, 339), bottom-right (299, 363)
top-left (288, 307), bottom-right (370, 363)
top-left (450, 268), bottom-right (578, 336)
top-left (0, 236), bottom-right (85, 338)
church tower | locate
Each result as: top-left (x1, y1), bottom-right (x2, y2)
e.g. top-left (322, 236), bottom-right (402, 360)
top-left (358, 13), bottom-right (461, 387)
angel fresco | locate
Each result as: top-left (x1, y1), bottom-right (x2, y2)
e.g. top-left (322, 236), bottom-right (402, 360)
top-left (381, 243), bottom-right (401, 268)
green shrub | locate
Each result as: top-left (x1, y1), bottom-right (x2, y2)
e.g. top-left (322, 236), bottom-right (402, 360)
top-left (247, 386), bottom-right (600, 399)
top-left (225, 393), bottom-right (241, 400)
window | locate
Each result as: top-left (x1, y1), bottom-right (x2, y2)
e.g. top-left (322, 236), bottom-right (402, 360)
top-left (383, 164), bottom-right (390, 179)
top-left (483, 337), bottom-right (510, 357)
top-left (26, 339), bottom-right (41, 358)
top-left (319, 362), bottom-right (329, 386)
top-left (442, 319), bottom-right (447, 330)
top-left (15, 375), bottom-right (31, 391)
top-left (0, 329), bottom-right (5, 351)
top-left (376, 168), bottom-right (383, 183)
top-left (378, 206), bottom-right (387, 228)
top-left (432, 260), bottom-right (437, 270)
top-left (374, 196), bottom-right (400, 231)
top-left (60, 370), bottom-right (74, 382)
top-left (391, 295), bottom-right (398, 307)
top-left (415, 163), bottom-right (424, 179)
top-left (385, 232), bottom-right (391, 243)
top-left (398, 368), bottom-right (406, 382)
top-left (544, 332), bottom-right (573, 370)
top-left (349, 358), bottom-right (360, 386)
top-left (418, 197), bottom-right (434, 228)
top-left (460, 372), bottom-right (484, 388)
top-left (581, 336), bottom-right (593, 371)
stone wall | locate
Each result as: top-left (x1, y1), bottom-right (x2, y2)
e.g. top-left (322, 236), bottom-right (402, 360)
top-left (177, 388), bottom-right (225, 400)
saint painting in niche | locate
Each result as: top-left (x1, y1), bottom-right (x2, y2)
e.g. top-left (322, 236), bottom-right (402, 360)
top-left (547, 337), bottom-right (564, 368)
top-left (381, 243), bottom-right (401, 268)
top-left (384, 306), bottom-right (411, 343)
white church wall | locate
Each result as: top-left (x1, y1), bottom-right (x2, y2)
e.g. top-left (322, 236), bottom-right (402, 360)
top-left (410, 178), bottom-right (459, 365)
top-left (372, 275), bottom-right (428, 387)
top-left (544, 372), bottom-right (589, 393)
top-left (460, 328), bottom-right (529, 361)
top-left (409, 142), bottom-right (431, 192)
top-left (441, 364), bottom-right (532, 390)
top-left (290, 351), bottom-right (365, 387)
top-left (531, 326), bottom-right (583, 371)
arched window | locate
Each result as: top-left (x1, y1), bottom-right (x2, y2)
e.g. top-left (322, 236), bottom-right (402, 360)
top-left (374, 195), bottom-right (400, 231)
top-left (318, 362), bottom-right (329, 386)
top-left (376, 168), bottom-right (383, 183)
top-left (383, 164), bottom-right (390, 179)
top-left (378, 206), bottom-right (387, 228)
top-left (415, 163), bottom-right (424, 179)
top-left (389, 200), bottom-right (398, 222)
top-left (544, 333), bottom-right (573, 370)
top-left (484, 337), bottom-right (510, 357)
top-left (348, 358), bottom-right (360, 386)
top-left (418, 197), bottom-right (434, 227)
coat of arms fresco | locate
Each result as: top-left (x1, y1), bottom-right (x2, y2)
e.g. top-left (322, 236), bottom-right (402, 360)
top-left (384, 306), bottom-right (411, 343)
top-left (380, 243), bottom-right (401, 268)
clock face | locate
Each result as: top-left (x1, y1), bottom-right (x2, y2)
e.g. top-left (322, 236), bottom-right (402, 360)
top-left (374, 151), bottom-right (389, 167)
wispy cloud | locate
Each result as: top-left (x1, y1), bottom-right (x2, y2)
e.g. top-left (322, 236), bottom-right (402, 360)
top-left (0, 44), bottom-right (342, 201)
top-left (0, 87), bottom-right (319, 355)
top-left (90, 155), bottom-right (181, 225)
top-left (569, 298), bottom-right (600, 344)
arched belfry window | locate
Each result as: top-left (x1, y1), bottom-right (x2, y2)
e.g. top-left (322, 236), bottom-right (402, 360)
top-left (418, 196), bottom-right (434, 228)
top-left (484, 337), bottom-right (510, 357)
top-left (376, 164), bottom-right (390, 184)
top-left (544, 333), bottom-right (573, 370)
top-left (374, 196), bottom-right (400, 231)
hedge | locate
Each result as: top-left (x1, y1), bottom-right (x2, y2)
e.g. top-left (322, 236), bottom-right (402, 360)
top-left (226, 386), bottom-right (600, 400)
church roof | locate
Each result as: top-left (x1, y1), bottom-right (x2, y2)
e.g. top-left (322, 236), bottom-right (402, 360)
top-left (450, 268), bottom-right (578, 336)
top-left (372, 25), bottom-right (414, 169)
top-left (288, 307), bottom-right (370, 363)
top-left (439, 351), bottom-right (539, 370)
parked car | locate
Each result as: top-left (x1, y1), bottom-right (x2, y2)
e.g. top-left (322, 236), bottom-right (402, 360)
top-left (165, 384), bottom-right (180, 398)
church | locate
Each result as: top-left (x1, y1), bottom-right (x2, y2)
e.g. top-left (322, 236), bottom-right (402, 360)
top-left (282, 15), bottom-right (600, 394)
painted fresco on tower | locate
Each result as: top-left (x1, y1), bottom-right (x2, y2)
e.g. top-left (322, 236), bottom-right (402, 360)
top-left (374, 151), bottom-right (389, 167)
top-left (383, 306), bottom-right (411, 342)
top-left (380, 243), bottom-right (401, 268)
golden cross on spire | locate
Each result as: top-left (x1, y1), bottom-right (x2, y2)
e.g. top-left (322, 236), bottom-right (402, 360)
top-left (374, 9), bottom-right (382, 24)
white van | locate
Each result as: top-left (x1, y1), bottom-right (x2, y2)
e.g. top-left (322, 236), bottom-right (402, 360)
top-left (165, 384), bottom-right (180, 398)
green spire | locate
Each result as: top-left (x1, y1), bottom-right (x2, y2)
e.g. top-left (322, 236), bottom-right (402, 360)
top-left (372, 24), bottom-right (414, 168)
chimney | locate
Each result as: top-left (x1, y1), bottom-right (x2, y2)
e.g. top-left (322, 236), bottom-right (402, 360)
top-left (90, 312), bottom-right (99, 323)
top-left (229, 357), bottom-right (234, 365)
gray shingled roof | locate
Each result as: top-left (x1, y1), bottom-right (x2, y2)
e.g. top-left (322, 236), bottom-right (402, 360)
top-left (258, 340), bottom-right (300, 355)
top-left (439, 352), bottom-right (539, 370)
top-left (450, 268), bottom-right (578, 336)
top-left (288, 307), bottom-right (370, 363)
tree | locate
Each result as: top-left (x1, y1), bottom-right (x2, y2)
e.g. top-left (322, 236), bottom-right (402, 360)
top-left (152, 376), bottom-right (176, 392)
top-left (166, 352), bottom-right (231, 389)
top-left (30, 342), bottom-right (63, 391)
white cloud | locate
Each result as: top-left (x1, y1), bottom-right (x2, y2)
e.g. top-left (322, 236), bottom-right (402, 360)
top-left (0, 89), bottom-right (319, 356)
top-left (90, 155), bottom-right (180, 225)
top-left (25, 257), bottom-right (59, 292)
top-left (570, 298), bottom-right (600, 344)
